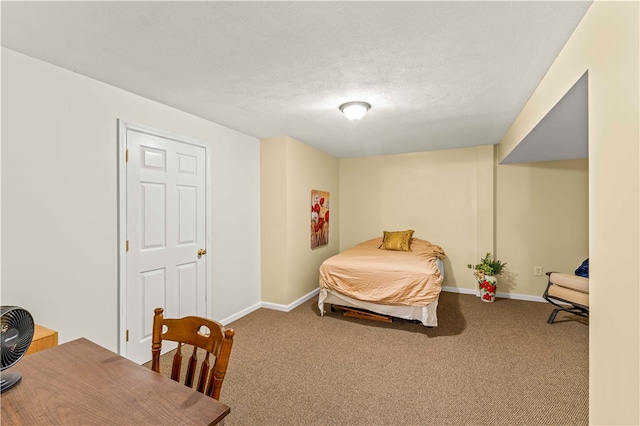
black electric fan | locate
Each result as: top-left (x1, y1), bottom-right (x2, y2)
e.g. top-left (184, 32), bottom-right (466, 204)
top-left (1, 306), bottom-right (34, 393)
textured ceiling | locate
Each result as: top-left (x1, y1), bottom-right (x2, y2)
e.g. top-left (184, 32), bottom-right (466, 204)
top-left (1, 1), bottom-right (592, 158)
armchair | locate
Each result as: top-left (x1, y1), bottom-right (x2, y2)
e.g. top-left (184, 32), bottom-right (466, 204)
top-left (543, 271), bottom-right (589, 324)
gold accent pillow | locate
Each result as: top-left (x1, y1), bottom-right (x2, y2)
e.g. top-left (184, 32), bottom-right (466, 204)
top-left (378, 230), bottom-right (415, 251)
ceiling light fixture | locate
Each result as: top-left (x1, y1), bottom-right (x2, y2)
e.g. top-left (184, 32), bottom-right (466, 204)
top-left (339, 101), bottom-right (371, 120)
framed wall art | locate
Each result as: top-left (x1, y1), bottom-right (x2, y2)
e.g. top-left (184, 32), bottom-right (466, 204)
top-left (311, 189), bottom-right (329, 248)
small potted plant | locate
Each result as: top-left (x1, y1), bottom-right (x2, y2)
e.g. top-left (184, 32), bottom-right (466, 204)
top-left (467, 253), bottom-right (506, 302)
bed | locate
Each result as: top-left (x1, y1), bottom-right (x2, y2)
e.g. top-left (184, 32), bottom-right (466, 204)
top-left (318, 234), bottom-right (445, 326)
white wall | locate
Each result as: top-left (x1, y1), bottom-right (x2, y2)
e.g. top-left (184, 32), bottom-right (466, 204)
top-left (1, 48), bottom-right (261, 352)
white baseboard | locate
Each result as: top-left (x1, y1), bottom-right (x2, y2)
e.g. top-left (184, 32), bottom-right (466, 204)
top-left (261, 288), bottom-right (320, 312)
top-left (222, 287), bottom-right (545, 326)
top-left (441, 286), bottom-right (477, 296)
top-left (496, 292), bottom-right (546, 303)
top-left (220, 289), bottom-right (320, 325)
top-left (441, 286), bottom-right (546, 303)
top-left (219, 302), bottom-right (262, 326)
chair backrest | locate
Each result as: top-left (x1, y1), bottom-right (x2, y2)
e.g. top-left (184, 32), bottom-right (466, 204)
top-left (150, 307), bottom-right (235, 400)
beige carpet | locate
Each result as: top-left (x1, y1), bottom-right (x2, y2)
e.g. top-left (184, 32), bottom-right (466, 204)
top-left (148, 292), bottom-right (588, 425)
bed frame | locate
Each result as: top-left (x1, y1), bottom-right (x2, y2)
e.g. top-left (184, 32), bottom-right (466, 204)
top-left (318, 259), bottom-right (444, 326)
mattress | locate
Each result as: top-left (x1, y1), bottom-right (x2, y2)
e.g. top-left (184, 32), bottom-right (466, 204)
top-left (318, 237), bottom-right (445, 326)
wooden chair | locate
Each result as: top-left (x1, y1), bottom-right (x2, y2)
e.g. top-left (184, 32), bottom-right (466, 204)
top-left (150, 307), bottom-right (235, 400)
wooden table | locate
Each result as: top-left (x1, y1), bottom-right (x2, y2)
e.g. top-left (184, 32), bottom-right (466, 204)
top-left (1, 338), bottom-right (230, 425)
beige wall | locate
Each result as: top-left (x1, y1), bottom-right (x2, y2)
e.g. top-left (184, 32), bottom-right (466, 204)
top-left (339, 146), bottom-right (494, 292)
top-left (339, 146), bottom-right (588, 298)
top-left (498, 1), bottom-right (639, 423)
top-left (261, 136), bottom-right (340, 306)
top-left (260, 138), bottom-right (289, 303)
top-left (496, 160), bottom-right (589, 296)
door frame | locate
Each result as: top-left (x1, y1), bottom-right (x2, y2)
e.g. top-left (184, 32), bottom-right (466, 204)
top-left (117, 120), bottom-right (212, 357)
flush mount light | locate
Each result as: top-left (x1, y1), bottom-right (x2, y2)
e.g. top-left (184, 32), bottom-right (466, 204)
top-left (339, 101), bottom-right (371, 120)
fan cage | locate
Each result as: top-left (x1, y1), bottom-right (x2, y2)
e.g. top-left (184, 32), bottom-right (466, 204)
top-left (1, 306), bottom-right (35, 371)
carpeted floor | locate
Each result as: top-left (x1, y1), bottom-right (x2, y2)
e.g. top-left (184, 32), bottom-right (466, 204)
top-left (148, 292), bottom-right (588, 425)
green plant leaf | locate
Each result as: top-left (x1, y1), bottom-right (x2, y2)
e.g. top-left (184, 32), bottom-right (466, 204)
top-left (467, 252), bottom-right (506, 275)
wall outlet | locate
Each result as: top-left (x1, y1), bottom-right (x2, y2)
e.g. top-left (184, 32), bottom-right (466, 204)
top-left (534, 266), bottom-right (543, 276)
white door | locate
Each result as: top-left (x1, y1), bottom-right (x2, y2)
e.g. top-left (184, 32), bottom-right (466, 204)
top-left (123, 124), bottom-right (208, 364)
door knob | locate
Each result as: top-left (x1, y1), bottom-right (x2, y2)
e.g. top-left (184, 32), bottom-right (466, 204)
top-left (198, 248), bottom-right (207, 256)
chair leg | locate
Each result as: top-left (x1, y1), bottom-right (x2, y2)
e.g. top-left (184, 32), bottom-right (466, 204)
top-left (547, 308), bottom-right (561, 324)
